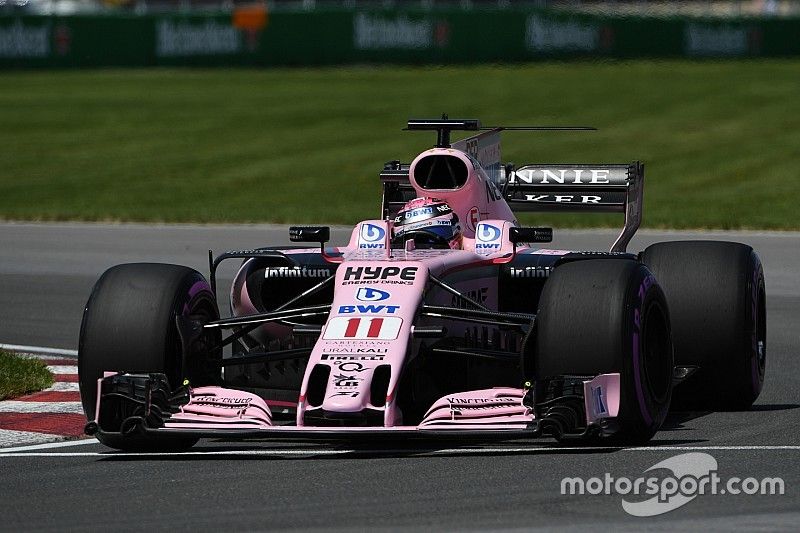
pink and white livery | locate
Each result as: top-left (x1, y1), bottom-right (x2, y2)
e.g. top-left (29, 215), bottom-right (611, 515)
top-left (78, 118), bottom-right (767, 450)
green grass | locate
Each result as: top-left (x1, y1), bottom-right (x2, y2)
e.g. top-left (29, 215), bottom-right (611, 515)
top-left (0, 351), bottom-right (54, 401)
top-left (0, 61), bottom-right (798, 229)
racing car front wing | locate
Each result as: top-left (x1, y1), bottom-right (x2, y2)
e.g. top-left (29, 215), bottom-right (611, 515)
top-left (86, 372), bottom-right (621, 442)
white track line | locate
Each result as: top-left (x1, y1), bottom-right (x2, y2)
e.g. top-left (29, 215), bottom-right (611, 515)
top-left (2, 444), bottom-right (800, 458)
top-left (0, 439), bottom-right (97, 453)
top-left (44, 382), bottom-right (80, 392)
top-left (0, 343), bottom-right (78, 357)
top-left (0, 430), bottom-right (68, 449)
top-left (628, 445), bottom-right (800, 451)
top-left (0, 401), bottom-right (83, 414)
top-left (45, 365), bottom-right (77, 374)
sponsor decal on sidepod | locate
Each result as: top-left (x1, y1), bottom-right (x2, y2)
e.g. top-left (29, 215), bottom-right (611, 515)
top-left (476, 224), bottom-right (502, 251)
top-left (265, 266), bottom-right (332, 279)
top-left (359, 223), bottom-right (386, 249)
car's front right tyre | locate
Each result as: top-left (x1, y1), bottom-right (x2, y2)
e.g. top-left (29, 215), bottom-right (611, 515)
top-left (78, 263), bottom-right (220, 450)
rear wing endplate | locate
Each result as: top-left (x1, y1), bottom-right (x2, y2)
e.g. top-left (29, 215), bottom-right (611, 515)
top-left (505, 162), bottom-right (644, 252)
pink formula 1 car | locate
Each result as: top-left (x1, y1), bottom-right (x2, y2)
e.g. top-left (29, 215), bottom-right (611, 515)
top-left (78, 119), bottom-right (767, 450)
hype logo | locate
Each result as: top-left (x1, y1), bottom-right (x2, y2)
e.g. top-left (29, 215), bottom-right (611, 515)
top-left (356, 287), bottom-right (390, 302)
top-left (359, 223), bottom-right (386, 249)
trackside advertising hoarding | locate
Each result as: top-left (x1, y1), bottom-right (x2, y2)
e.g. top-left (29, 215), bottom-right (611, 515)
top-left (1, 8), bottom-right (799, 68)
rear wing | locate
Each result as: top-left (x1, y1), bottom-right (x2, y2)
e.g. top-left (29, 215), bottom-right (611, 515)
top-left (505, 162), bottom-right (644, 252)
top-left (379, 161), bottom-right (642, 253)
top-left (379, 123), bottom-right (644, 253)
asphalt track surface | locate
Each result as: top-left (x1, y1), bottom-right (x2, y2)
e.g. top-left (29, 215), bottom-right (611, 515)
top-left (0, 222), bottom-right (798, 531)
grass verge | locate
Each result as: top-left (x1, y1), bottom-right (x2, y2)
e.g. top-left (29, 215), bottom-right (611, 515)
top-left (0, 351), bottom-right (54, 401)
top-left (1, 61), bottom-right (798, 229)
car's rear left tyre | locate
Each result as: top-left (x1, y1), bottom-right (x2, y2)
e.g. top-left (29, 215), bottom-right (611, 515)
top-left (532, 259), bottom-right (673, 445)
top-left (640, 241), bottom-right (766, 410)
top-left (78, 263), bottom-right (221, 450)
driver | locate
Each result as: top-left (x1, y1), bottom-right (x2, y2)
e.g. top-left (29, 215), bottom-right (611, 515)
top-left (392, 197), bottom-right (462, 250)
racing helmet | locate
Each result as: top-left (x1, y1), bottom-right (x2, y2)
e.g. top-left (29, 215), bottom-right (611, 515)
top-left (392, 197), bottom-right (462, 250)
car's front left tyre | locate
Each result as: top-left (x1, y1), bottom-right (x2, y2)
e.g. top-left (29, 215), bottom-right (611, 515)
top-left (532, 259), bottom-right (674, 445)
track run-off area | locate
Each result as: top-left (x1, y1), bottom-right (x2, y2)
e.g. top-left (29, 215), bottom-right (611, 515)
top-left (0, 222), bottom-right (798, 530)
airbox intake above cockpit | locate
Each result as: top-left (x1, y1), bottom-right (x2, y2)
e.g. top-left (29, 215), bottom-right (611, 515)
top-left (412, 154), bottom-right (469, 191)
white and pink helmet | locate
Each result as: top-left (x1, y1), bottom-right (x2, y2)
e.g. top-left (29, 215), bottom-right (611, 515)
top-left (392, 197), bottom-right (463, 250)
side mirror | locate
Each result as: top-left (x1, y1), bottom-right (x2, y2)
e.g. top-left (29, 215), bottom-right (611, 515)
top-left (289, 226), bottom-right (330, 244)
top-left (509, 227), bottom-right (553, 244)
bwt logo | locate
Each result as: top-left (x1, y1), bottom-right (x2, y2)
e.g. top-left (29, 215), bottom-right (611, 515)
top-left (406, 207), bottom-right (433, 218)
top-left (476, 224), bottom-right (502, 250)
top-left (359, 224), bottom-right (386, 248)
top-left (356, 287), bottom-right (390, 302)
top-left (477, 224), bottom-right (501, 242)
top-left (338, 305), bottom-right (400, 314)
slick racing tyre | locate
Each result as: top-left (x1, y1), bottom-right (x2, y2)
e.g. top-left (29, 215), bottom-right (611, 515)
top-left (78, 263), bottom-right (221, 450)
top-left (533, 259), bottom-right (673, 444)
top-left (640, 241), bottom-right (766, 410)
